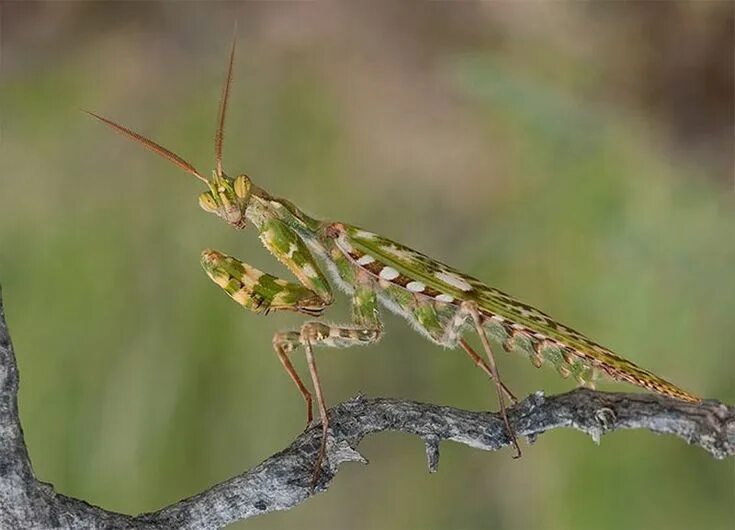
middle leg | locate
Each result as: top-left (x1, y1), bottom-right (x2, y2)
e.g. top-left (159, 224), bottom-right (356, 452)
top-left (271, 284), bottom-right (382, 484)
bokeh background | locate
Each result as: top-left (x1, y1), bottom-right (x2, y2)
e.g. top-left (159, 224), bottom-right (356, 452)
top-left (1, 3), bottom-right (733, 529)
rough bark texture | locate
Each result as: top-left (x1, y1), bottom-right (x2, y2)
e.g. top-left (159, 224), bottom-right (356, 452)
top-left (0, 288), bottom-right (732, 529)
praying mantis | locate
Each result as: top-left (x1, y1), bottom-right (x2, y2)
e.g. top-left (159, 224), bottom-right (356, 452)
top-left (89, 37), bottom-right (700, 483)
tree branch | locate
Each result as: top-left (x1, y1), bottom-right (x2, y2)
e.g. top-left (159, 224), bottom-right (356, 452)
top-left (0, 288), bottom-right (732, 529)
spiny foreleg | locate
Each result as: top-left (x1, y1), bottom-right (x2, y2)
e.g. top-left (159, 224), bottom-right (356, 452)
top-left (201, 242), bottom-right (333, 427)
top-left (201, 248), bottom-right (330, 425)
top-left (201, 249), bottom-right (330, 315)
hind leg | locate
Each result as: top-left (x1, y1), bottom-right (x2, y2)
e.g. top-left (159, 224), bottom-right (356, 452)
top-left (463, 301), bottom-right (522, 458)
top-left (413, 299), bottom-right (521, 457)
top-left (459, 339), bottom-right (518, 404)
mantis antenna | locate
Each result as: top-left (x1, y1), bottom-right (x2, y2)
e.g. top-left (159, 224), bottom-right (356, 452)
top-left (88, 27), bottom-right (238, 185)
top-left (215, 30), bottom-right (237, 179)
top-left (84, 111), bottom-right (208, 184)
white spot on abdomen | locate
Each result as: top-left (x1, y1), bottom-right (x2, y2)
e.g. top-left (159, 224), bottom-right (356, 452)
top-left (406, 281), bottom-right (426, 293)
top-left (356, 254), bottom-right (375, 266)
top-left (436, 293), bottom-right (454, 303)
top-left (379, 266), bottom-right (400, 280)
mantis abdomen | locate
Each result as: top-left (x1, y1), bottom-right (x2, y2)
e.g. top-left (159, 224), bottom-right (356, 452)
top-left (327, 222), bottom-right (699, 403)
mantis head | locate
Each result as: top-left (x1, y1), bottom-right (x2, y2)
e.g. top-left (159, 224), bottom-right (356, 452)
top-left (197, 171), bottom-right (252, 229)
top-left (87, 32), bottom-right (253, 229)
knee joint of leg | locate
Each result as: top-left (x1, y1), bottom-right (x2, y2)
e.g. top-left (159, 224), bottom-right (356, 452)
top-left (300, 322), bottom-right (330, 343)
top-left (362, 328), bottom-right (381, 342)
top-left (273, 331), bottom-right (299, 351)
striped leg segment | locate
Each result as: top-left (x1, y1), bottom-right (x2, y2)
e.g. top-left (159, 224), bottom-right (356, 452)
top-left (272, 285), bottom-right (382, 485)
top-left (272, 320), bottom-right (382, 427)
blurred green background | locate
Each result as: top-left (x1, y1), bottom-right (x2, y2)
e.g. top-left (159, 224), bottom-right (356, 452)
top-left (1, 3), bottom-right (733, 529)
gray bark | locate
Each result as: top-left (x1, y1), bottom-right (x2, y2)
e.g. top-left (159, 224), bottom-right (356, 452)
top-left (0, 288), bottom-right (732, 529)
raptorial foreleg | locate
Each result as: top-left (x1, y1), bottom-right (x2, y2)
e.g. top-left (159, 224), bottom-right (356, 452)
top-left (201, 249), bottom-right (331, 316)
top-left (200, 246), bottom-right (335, 425)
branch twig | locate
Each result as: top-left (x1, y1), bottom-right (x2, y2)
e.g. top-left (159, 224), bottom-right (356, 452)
top-left (0, 288), bottom-right (732, 529)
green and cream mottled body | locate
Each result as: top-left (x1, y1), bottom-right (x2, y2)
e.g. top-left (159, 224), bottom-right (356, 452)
top-left (90, 35), bottom-right (700, 479)
top-left (200, 196), bottom-right (699, 404)
top-left (196, 172), bottom-right (698, 403)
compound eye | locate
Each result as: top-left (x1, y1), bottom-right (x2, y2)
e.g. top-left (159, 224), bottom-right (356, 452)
top-left (233, 174), bottom-right (252, 200)
top-left (198, 192), bottom-right (219, 213)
